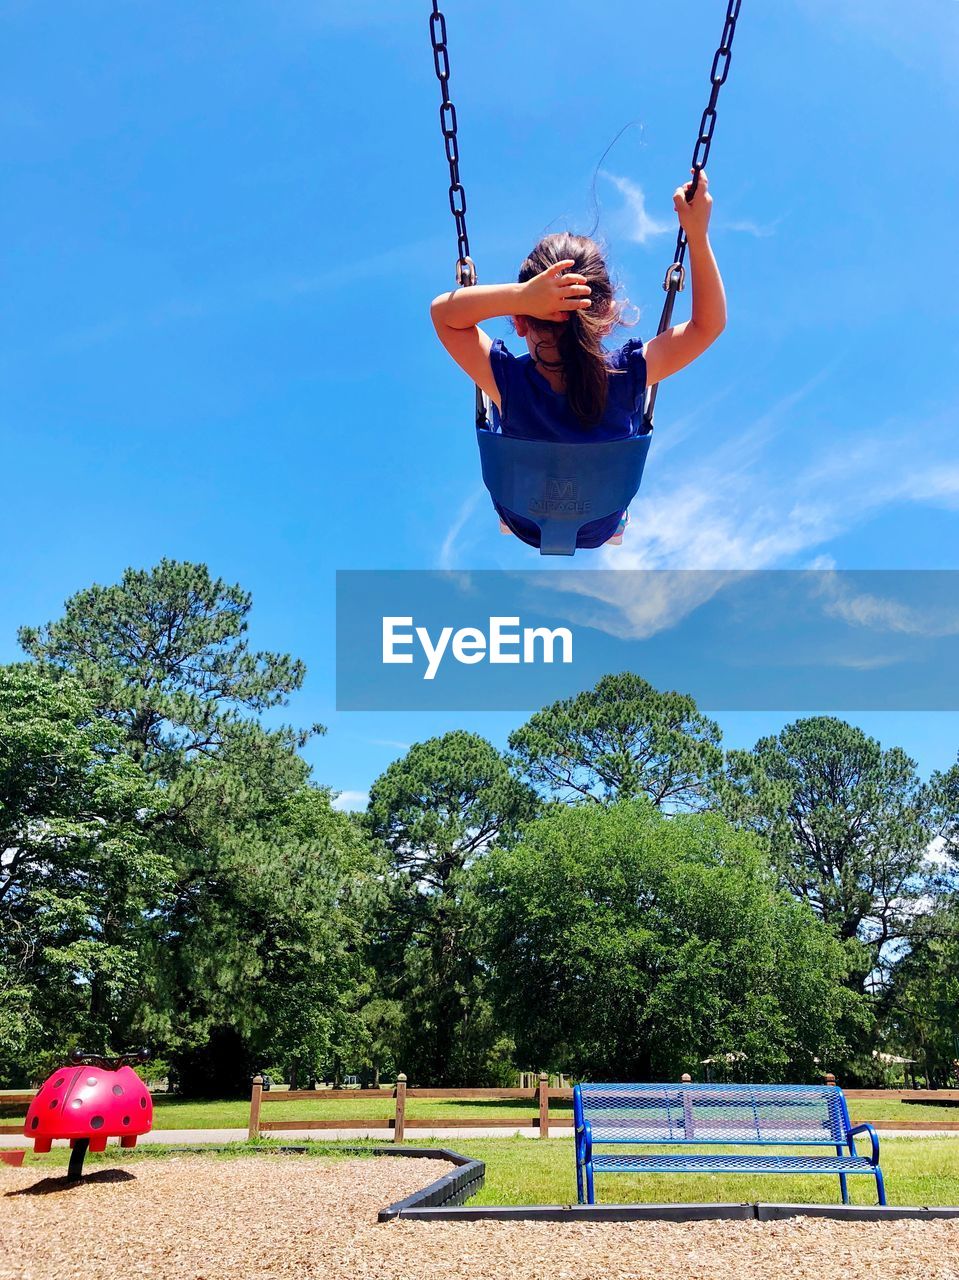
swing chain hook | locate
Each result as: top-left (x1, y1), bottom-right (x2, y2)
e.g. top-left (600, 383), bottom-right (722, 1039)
top-left (430, 5), bottom-right (476, 288)
top-left (662, 263), bottom-right (686, 294)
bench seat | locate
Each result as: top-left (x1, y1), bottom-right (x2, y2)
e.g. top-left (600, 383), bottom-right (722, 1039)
top-left (592, 1152), bottom-right (877, 1176)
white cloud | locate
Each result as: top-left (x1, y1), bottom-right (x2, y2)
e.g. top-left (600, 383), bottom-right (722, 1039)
top-left (523, 568), bottom-right (742, 643)
top-left (41, 238), bottom-right (436, 357)
top-left (722, 218), bottom-right (780, 239)
top-left (599, 387), bottom-right (959, 576)
top-left (264, 239), bottom-right (436, 301)
top-left (813, 573), bottom-right (959, 640)
top-left (796, 0), bottom-right (959, 81)
top-left (332, 790), bottom-right (368, 813)
top-left (816, 652), bottom-right (905, 672)
top-left (599, 368), bottom-right (844, 573)
top-left (601, 175), bottom-right (778, 248)
top-left (600, 171), bottom-right (672, 245)
top-left (534, 394), bottom-right (959, 641)
top-left (437, 489), bottom-right (486, 569)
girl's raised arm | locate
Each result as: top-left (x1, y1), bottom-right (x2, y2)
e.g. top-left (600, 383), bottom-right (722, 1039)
top-left (643, 171), bottom-right (726, 388)
top-left (430, 263), bottom-right (591, 410)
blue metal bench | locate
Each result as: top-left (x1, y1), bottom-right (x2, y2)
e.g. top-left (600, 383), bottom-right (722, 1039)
top-left (573, 1082), bottom-right (885, 1206)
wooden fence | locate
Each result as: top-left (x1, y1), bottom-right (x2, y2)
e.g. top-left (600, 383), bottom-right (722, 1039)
top-left (6, 1080), bottom-right (959, 1143)
top-left (247, 1073), bottom-right (567, 1141)
top-left (840, 1089), bottom-right (959, 1129)
top-left (246, 1074), bottom-right (959, 1142)
top-left (0, 1093), bottom-right (35, 1137)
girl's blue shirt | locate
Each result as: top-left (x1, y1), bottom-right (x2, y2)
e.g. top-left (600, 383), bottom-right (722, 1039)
top-left (488, 336), bottom-right (648, 547)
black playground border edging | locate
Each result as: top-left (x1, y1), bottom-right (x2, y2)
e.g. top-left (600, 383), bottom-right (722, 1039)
top-left (371, 1146), bottom-right (959, 1224)
top-left (395, 1200), bottom-right (959, 1223)
top-left (116, 1141), bottom-right (486, 1220)
top-left (376, 1146), bottom-right (486, 1220)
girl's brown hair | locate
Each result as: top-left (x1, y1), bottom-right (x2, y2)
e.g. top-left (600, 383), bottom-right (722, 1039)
top-left (518, 232), bottom-right (620, 428)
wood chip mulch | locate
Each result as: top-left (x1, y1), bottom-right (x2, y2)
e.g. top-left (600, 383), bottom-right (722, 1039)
top-left (1, 1155), bottom-right (957, 1280)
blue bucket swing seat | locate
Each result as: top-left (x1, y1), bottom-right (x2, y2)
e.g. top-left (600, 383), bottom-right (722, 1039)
top-left (476, 407), bottom-right (652, 557)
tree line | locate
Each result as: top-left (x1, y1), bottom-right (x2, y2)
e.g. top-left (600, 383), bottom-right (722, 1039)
top-left (1, 561), bottom-right (956, 1095)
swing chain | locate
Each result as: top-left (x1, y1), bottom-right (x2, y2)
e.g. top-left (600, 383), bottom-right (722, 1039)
top-left (429, 4), bottom-right (476, 288)
top-left (670, 0), bottom-right (742, 279)
top-left (646, 0), bottom-right (743, 430)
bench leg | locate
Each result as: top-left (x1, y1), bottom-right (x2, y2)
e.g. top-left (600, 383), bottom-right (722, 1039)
top-left (586, 1160), bottom-right (595, 1206)
top-left (576, 1158), bottom-right (584, 1205)
top-left (875, 1166), bottom-right (887, 1207)
top-left (836, 1145), bottom-right (849, 1205)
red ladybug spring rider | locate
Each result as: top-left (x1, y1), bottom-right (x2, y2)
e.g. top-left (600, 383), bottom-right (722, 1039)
top-left (24, 1049), bottom-right (153, 1180)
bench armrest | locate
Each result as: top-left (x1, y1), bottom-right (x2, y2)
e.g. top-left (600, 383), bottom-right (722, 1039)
top-left (575, 1120), bottom-right (593, 1164)
top-left (848, 1122), bottom-right (880, 1165)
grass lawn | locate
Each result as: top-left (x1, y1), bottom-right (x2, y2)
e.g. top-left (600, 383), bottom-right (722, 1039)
top-left (448, 1135), bottom-right (959, 1208)
top-left (13, 1135), bottom-right (959, 1208)
top-left (3, 1092), bottom-right (957, 1131)
top-left (846, 1099), bottom-right (959, 1123)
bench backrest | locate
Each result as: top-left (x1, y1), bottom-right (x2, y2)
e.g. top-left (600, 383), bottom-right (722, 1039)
top-left (573, 1083), bottom-right (850, 1147)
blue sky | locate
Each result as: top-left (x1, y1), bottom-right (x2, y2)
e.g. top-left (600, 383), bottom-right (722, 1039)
top-left (2, 0), bottom-right (958, 807)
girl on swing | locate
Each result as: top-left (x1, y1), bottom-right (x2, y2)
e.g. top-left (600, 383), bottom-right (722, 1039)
top-left (430, 171), bottom-right (726, 548)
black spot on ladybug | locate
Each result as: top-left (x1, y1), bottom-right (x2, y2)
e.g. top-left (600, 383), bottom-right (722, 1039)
top-left (112, 1084), bottom-right (124, 1096)
top-left (140, 1097), bottom-right (147, 1109)
top-left (123, 1116), bottom-right (131, 1125)
top-left (86, 1077), bottom-right (97, 1086)
top-left (30, 1116), bottom-right (39, 1130)
top-left (90, 1115), bottom-right (104, 1130)
top-left (54, 1078), bottom-right (64, 1088)
top-left (49, 1100), bottom-right (58, 1109)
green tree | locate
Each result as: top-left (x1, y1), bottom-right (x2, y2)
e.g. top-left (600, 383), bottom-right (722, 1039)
top-left (883, 905), bottom-right (959, 1088)
top-left (483, 799), bottom-right (863, 1081)
top-left (932, 755), bottom-right (959, 883)
top-left (509, 673), bottom-right (723, 809)
top-left (726, 717), bottom-right (933, 959)
top-left (19, 558), bottom-right (313, 776)
top-left (0, 664), bottom-right (169, 1083)
top-left (144, 784), bottom-right (377, 1095)
top-left (366, 731), bottom-right (539, 1084)
top-left (14, 561), bottom-right (355, 1093)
